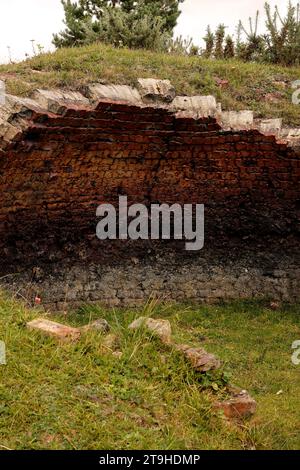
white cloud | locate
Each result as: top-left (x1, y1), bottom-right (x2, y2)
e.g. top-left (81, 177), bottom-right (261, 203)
top-left (0, 0), bottom-right (294, 63)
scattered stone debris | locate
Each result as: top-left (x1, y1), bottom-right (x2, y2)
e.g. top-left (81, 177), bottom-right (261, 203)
top-left (27, 314), bottom-right (256, 419)
top-left (214, 388), bottom-right (257, 420)
top-left (128, 317), bottom-right (172, 344)
top-left (81, 319), bottom-right (110, 333)
top-left (175, 344), bottom-right (221, 372)
top-left (27, 318), bottom-right (81, 342)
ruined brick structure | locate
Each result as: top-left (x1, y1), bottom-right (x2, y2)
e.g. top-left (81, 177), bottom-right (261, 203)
top-left (0, 79), bottom-right (299, 308)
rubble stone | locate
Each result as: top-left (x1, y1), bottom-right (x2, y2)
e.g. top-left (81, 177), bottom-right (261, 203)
top-left (128, 317), bottom-right (172, 344)
top-left (175, 344), bottom-right (221, 372)
top-left (27, 318), bottom-right (81, 342)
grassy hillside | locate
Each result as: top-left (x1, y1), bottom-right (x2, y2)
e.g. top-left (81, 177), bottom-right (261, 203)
top-left (1, 43), bottom-right (300, 125)
top-left (0, 294), bottom-right (299, 450)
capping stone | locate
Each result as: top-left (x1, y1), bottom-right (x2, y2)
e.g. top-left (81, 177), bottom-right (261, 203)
top-left (0, 95), bottom-right (45, 144)
top-left (280, 128), bottom-right (300, 147)
top-left (1, 79), bottom-right (299, 152)
top-left (258, 118), bottom-right (282, 136)
top-left (171, 95), bottom-right (217, 117)
top-left (137, 78), bottom-right (176, 104)
top-left (1, 94), bottom-right (43, 121)
top-left (31, 89), bottom-right (90, 114)
top-left (82, 83), bottom-right (142, 104)
top-left (220, 110), bottom-right (254, 130)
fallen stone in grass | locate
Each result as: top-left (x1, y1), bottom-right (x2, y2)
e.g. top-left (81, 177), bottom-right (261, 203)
top-left (214, 389), bottom-right (257, 420)
top-left (128, 317), bottom-right (172, 344)
top-left (81, 319), bottom-right (110, 333)
top-left (27, 318), bottom-right (81, 342)
top-left (175, 344), bottom-right (221, 372)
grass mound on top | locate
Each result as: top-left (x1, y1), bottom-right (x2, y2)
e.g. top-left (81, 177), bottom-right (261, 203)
top-left (1, 43), bottom-right (300, 125)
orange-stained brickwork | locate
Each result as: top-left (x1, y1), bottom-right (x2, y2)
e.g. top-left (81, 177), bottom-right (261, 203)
top-left (0, 98), bottom-right (299, 280)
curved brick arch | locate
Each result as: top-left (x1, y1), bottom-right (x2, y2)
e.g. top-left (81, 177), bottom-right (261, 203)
top-left (0, 81), bottom-right (299, 307)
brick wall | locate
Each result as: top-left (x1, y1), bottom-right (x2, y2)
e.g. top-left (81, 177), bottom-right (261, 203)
top-left (0, 84), bottom-right (299, 305)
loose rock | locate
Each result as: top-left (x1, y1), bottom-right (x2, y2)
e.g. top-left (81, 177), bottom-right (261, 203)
top-left (81, 319), bottom-right (110, 333)
top-left (128, 317), bottom-right (172, 344)
top-left (175, 344), bottom-right (221, 372)
top-left (27, 318), bottom-right (81, 342)
top-left (215, 389), bottom-right (257, 420)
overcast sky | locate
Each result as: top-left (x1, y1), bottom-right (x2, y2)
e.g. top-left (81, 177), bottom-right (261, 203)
top-left (0, 0), bottom-right (292, 63)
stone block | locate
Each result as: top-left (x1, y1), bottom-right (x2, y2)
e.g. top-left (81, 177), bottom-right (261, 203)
top-left (81, 319), bottom-right (110, 333)
top-left (31, 89), bottom-right (90, 114)
top-left (128, 317), bottom-right (172, 344)
top-left (175, 344), bottom-right (221, 372)
top-left (214, 389), bottom-right (257, 420)
top-left (220, 110), bottom-right (253, 130)
top-left (137, 78), bottom-right (176, 104)
top-left (27, 318), bottom-right (81, 342)
top-left (171, 95), bottom-right (217, 117)
top-left (83, 84), bottom-right (142, 104)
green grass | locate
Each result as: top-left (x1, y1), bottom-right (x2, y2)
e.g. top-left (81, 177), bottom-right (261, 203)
top-left (0, 293), bottom-right (299, 450)
top-left (1, 43), bottom-right (300, 125)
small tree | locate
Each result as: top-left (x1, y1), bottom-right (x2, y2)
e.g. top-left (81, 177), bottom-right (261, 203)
top-left (167, 36), bottom-right (194, 55)
top-left (203, 25), bottom-right (214, 58)
top-left (95, 8), bottom-right (171, 50)
top-left (224, 35), bottom-right (235, 58)
top-left (214, 24), bottom-right (226, 59)
top-left (237, 11), bottom-right (265, 61)
top-left (53, 0), bottom-right (184, 49)
top-left (140, 0), bottom-right (184, 34)
top-left (264, 1), bottom-right (300, 65)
